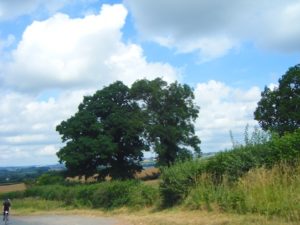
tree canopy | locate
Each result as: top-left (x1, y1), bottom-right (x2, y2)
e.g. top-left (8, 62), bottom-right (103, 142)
top-left (56, 79), bottom-right (201, 179)
top-left (131, 78), bottom-right (201, 166)
top-left (254, 64), bottom-right (300, 135)
top-left (56, 81), bottom-right (147, 180)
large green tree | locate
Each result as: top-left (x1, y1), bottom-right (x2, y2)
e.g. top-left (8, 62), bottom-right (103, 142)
top-left (131, 78), bottom-right (201, 166)
top-left (254, 64), bottom-right (300, 135)
top-left (56, 81), bottom-right (147, 180)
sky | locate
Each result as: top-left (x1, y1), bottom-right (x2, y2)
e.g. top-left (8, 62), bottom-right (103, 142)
top-left (0, 0), bottom-right (300, 166)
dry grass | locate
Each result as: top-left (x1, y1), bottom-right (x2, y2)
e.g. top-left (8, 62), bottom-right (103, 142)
top-left (135, 167), bottom-right (160, 180)
top-left (115, 208), bottom-right (299, 225)
top-left (143, 179), bottom-right (160, 187)
top-left (66, 167), bottom-right (160, 183)
top-left (13, 207), bottom-right (299, 225)
top-left (0, 183), bottom-right (26, 193)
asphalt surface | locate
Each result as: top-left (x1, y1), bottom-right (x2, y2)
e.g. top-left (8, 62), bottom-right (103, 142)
top-left (4, 215), bottom-right (119, 225)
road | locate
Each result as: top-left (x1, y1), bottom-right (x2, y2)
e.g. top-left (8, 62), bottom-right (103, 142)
top-left (7, 215), bottom-right (119, 225)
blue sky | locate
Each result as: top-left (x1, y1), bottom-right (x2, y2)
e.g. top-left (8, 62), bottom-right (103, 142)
top-left (0, 0), bottom-right (299, 166)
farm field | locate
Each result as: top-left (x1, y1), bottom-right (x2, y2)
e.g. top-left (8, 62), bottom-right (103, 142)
top-left (0, 183), bottom-right (26, 193)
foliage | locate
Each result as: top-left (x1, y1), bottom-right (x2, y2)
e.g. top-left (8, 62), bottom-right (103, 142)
top-left (254, 64), bottom-right (300, 135)
top-left (131, 78), bottom-right (201, 166)
top-left (185, 163), bottom-right (300, 221)
top-left (56, 81), bottom-right (147, 180)
top-left (37, 172), bottom-right (65, 185)
top-left (12, 198), bottom-right (66, 212)
top-left (159, 159), bottom-right (208, 206)
top-left (206, 128), bottom-right (300, 183)
top-left (57, 79), bottom-right (201, 179)
top-left (23, 180), bottom-right (159, 209)
top-left (160, 129), bottom-right (300, 206)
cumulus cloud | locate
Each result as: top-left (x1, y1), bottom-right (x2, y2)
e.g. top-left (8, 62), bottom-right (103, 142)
top-left (125, 0), bottom-right (300, 61)
top-left (0, 3), bottom-right (181, 166)
top-left (0, 89), bottom-right (92, 166)
top-left (194, 80), bottom-right (261, 152)
top-left (2, 4), bottom-right (179, 92)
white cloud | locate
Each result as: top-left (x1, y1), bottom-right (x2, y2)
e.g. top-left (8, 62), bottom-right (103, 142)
top-left (37, 145), bottom-right (58, 156)
top-left (3, 4), bottom-right (179, 92)
top-left (0, 89), bottom-right (90, 165)
top-left (0, 3), bottom-right (181, 166)
top-left (125, 0), bottom-right (300, 61)
top-left (0, 145), bottom-right (59, 166)
top-left (194, 80), bottom-right (261, 152)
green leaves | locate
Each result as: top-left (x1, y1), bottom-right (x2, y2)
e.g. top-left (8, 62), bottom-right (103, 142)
top-left (56, 81), bottom-right (146, 180)
top-left (56, 78), bottom-right (201, 179)
top-left (131, 78), bottom-right (201, 166)
top-left (255, 64), bottom-right (300, 135)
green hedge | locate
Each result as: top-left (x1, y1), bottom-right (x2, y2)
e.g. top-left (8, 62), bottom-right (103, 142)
top-left (159, 159), bottom-right (208, 206)
top-left (160, 129), bottom-right (300, 206)
top-left (24, 180), bottom-right (159, 209)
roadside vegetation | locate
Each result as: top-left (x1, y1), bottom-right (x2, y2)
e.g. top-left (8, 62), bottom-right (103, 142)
top-left (2, 128), bottom-right (299, 224)
top-left (1, 65), bottom-right (300, 224)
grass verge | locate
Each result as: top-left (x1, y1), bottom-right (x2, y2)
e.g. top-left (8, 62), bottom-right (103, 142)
top-left (11, 202), bottom-right (300, 225)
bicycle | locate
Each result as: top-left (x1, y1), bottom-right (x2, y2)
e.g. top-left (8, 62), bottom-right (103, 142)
top-left (3, 211), bottom-right (8, 225)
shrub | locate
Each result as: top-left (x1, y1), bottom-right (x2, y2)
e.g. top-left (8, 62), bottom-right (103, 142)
top-left (160, 159), bottom-right (207, 206)
top-left (160, 129), bottom-right (300, 207)
top-left (269, 130), bottom-right (300, 164)
top-left (21, 180), bottom-right (159, 209)
top-left (37, 172), bottom-right (65, 185)
top-left (91, 180), bottom-right (137, 208)
top-left (128, 183), bottom-right (159, 208)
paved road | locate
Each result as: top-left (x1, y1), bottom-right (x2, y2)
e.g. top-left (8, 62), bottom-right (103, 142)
top-left (6, 215), bottom-right (119, 225)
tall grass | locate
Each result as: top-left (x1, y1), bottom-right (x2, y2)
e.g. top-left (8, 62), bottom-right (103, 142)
top-left (237, 163), bottom-right (300, 220)
top-left (12, 198), bottom-right (66, 213)
top-left (184, 163), bottom-right (300, 221)
top-left (161, 129), bottom-right (300, 206)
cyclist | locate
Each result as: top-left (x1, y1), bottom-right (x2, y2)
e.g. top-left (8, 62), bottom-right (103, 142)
top-left (2, 198), bottom-right (11, 221)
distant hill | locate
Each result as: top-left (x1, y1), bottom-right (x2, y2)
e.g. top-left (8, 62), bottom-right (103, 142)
top-left (0, 164), bottom-right (65, 184)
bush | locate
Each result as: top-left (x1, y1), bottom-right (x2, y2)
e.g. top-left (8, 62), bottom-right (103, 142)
top-left (160, 129), bottom-right (300, 207)
top-left (206, 144), bottom-right (272, 183)
top-left (91, 180), bottom-right (137, 208)
top-left (205, 129), bottom-right (300, 183)
top-left (22, 180), bottom-right (159, 209)
top-left (37, 172), bottom-right (65, 185)
top-left (159, 159), bottom-right (207, 206)
top-left (184, 162), bottom-right (300, 221)
top-left (269, 130), bottom-right (300, 164)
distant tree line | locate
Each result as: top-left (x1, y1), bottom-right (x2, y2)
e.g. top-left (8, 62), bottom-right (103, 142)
top-left (0, 167), bottom-right (49, 184)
